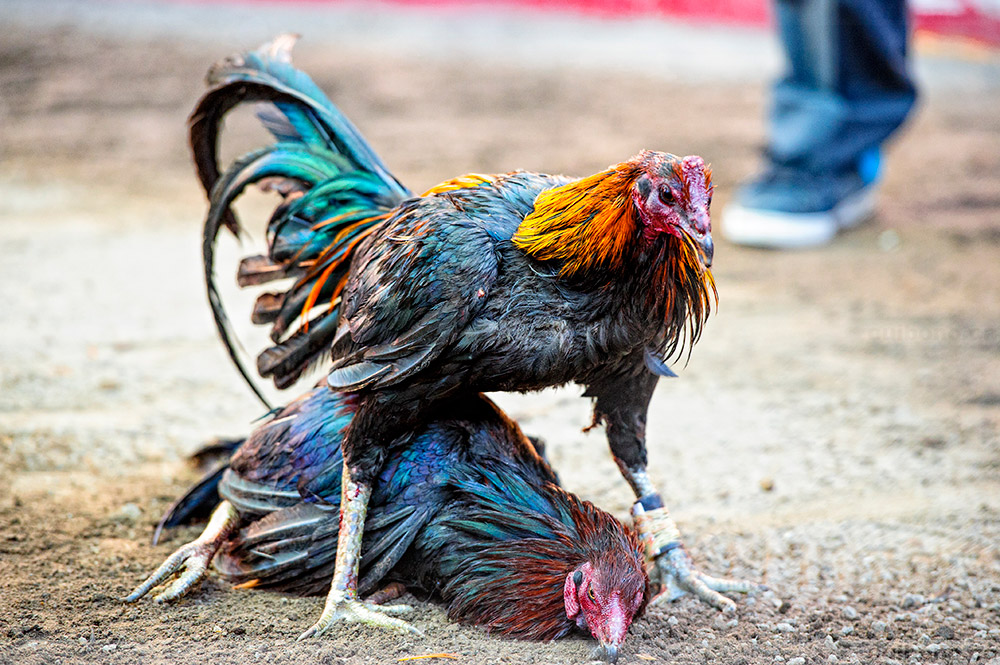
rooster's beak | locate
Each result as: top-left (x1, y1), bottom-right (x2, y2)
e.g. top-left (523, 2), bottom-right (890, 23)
top-left (594, 642), bottom-right (620, 663)
top-left (698, 234), bottom-right (714, 268)
top-left (677, 219), bottom-right (713, 269)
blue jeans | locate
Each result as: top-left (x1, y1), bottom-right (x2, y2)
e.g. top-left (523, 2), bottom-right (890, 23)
top-left (768, 0), bottom-right (917, 175)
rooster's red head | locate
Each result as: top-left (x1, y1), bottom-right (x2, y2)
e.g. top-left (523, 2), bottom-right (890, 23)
top-left (630, 151), bottom-right (714, 268)
top-left (563, 551), bottom-right (648, 662)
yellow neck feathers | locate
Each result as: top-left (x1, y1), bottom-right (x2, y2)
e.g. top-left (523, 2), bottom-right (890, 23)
top-left (512, 164), bottom-right (642, 278)
top-left (421, 173), bottom-right (495, 196)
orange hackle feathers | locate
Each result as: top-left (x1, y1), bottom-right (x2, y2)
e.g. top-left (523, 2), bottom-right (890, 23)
top-left (512, 161), bottom-right (644, 278)
top-left (649, 235), bottom-right (718, 362)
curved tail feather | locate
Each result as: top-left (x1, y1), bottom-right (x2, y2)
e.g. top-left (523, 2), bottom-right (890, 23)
top-left (191, 34), bottom-right (409, 404)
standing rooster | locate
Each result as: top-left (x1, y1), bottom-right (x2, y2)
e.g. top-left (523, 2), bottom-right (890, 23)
top-left (194, 35), bottom-right (754, 636)
top-left (126, 388), bottom-right (647, 662)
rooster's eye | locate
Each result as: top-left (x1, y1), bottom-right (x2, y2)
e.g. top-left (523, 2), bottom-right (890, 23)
top-left (659, 187), bottom-right (675, 205)
top-left (587, 587), bottom-right (597, 602)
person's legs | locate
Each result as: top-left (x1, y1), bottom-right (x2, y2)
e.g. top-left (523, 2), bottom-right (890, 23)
top-left (723, 0), bottom-right (916, 249)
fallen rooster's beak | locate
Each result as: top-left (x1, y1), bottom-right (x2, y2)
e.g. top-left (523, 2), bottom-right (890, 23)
top-left (593, 642), bottom-right (620, 663)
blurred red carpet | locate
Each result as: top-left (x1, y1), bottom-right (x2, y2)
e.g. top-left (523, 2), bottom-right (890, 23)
top-left (227, 0), bottom-right (1000, 46)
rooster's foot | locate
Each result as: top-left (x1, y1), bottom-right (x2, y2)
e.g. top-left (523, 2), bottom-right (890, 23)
top-left (298, 467), bottom-right (422, 639)
top-left (297, 588), bottom-right (422, 639)
top-left (123, 501), bottom-right (239, 603)
top-left (632, 502), bottom-right (761, 613)
top-left (650, 544), bottom-right (760, 613)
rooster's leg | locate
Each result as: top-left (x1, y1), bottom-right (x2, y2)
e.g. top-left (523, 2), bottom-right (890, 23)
top-left (626, 468), bottom-right (760, 613)
top-left (593, 367), bottom-right (761, 613)
top-left (298, 462), bottom-right (422, 640)
top-left (124, 500), bottom-right (240, 603)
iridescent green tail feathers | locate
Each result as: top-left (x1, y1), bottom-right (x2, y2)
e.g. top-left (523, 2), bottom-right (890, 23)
top-left (191, 34), bottom-right (410, 405)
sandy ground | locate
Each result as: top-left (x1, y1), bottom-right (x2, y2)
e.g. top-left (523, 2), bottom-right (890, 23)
top-left (2, 4), bottom-right (1000, 664)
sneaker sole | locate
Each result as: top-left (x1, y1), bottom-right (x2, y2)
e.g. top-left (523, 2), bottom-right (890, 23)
top-left (722, 186), bottom-right (877, 249)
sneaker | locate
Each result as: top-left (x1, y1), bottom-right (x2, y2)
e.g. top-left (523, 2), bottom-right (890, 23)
top-left (722, 154), bottom-right (880, 249)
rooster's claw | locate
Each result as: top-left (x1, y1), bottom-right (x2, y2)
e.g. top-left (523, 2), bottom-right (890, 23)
top-left (632, 502), bottom-right (761, 612)
top-left (124, 501), bottom-right (239, 603)
top-left (649, 544), bottom-right (760, 613)
top-left (298, 589), bottom-right (422, 639)
top-left (125, 539), bottom-right (217, 603)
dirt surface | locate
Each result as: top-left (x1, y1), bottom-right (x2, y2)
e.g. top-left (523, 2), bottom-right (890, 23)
top-left (2, 9), bottom-right (1000, 665)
